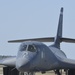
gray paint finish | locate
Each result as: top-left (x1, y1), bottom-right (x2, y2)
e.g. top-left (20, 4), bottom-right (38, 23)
top-left (0, 7), bottom-right (75, 73)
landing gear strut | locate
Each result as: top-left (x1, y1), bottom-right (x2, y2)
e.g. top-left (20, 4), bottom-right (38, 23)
top-left (19, 72), bottom-right (35, 75)
top-left (55, 70), bottom-right (61, 75)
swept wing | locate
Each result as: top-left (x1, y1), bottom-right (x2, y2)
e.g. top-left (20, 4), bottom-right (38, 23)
top-left (0, 55), bottom-right (16, 67)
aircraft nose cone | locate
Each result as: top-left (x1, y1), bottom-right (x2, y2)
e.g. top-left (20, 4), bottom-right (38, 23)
top-left (16, 58), bottom-right (30, 71)
top-left (16, 51), bottom-right (37, 71)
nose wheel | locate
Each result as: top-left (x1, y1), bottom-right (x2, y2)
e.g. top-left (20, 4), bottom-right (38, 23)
top-left (55, 70), bottom-right (61, 75)
top-left (19, 72), bottom-right (35, 75)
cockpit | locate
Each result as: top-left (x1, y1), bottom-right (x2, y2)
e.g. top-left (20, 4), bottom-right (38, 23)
top-left (28, 45), bottom-right (36, 52)
top-left (20, 44), bottom-right (37, 52)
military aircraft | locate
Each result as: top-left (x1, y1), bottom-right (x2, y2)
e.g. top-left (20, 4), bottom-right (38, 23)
top-left (0, 7), bottom-right (75, 75)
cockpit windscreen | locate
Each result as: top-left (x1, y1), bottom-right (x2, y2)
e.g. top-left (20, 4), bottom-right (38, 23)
top-left (20, 45), bottom-right (27, 51)
top-left (20, 44), bottom-right (36, 52)
top-left (28, 45), bottom-right (36, 52)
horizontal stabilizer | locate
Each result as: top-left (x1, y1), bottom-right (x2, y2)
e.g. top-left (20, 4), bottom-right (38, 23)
top-left (8, 37), bottom-right (75, 43)
top-left (61, 37), bottom-right (75, 43)
top-left (8, 37), bottom-right (54, 43)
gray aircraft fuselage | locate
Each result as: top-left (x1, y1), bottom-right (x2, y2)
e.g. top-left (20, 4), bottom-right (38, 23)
top-left (16, 41), bottom-right (66, 72)
top-left (1, 7), bottom-right (75, 74)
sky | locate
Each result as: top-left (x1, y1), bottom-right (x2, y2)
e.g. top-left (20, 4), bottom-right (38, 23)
top-left (0, 0), bottom-right (75, 59)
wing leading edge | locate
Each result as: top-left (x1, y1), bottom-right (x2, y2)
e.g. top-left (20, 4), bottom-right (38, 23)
top-left (0, 56), bottom-right (16, 67)
top-left (56, 56), bottom-right (75, 69)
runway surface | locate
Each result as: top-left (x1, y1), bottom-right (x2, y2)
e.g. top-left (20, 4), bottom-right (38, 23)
top-left (0, 67), bottom-right (3, 75)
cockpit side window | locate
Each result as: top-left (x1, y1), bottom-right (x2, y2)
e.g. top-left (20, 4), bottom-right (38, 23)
top-left (20, 45), bottom-right (27, 51)
top-left (28, 45), bottom-right (36, 52)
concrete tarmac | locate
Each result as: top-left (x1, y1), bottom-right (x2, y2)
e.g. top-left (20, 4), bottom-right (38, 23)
top-left (0, 67), bottom-right (3, 75)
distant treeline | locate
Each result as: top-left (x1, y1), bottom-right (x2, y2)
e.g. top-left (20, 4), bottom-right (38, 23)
top-left (0, 55), bottom-right (16, 59)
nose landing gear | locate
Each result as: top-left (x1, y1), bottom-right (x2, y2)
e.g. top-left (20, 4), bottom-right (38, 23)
top-left (19, 72), bottom-right (35, 75)
top-left (55, 70), bottom-right (61, 75)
